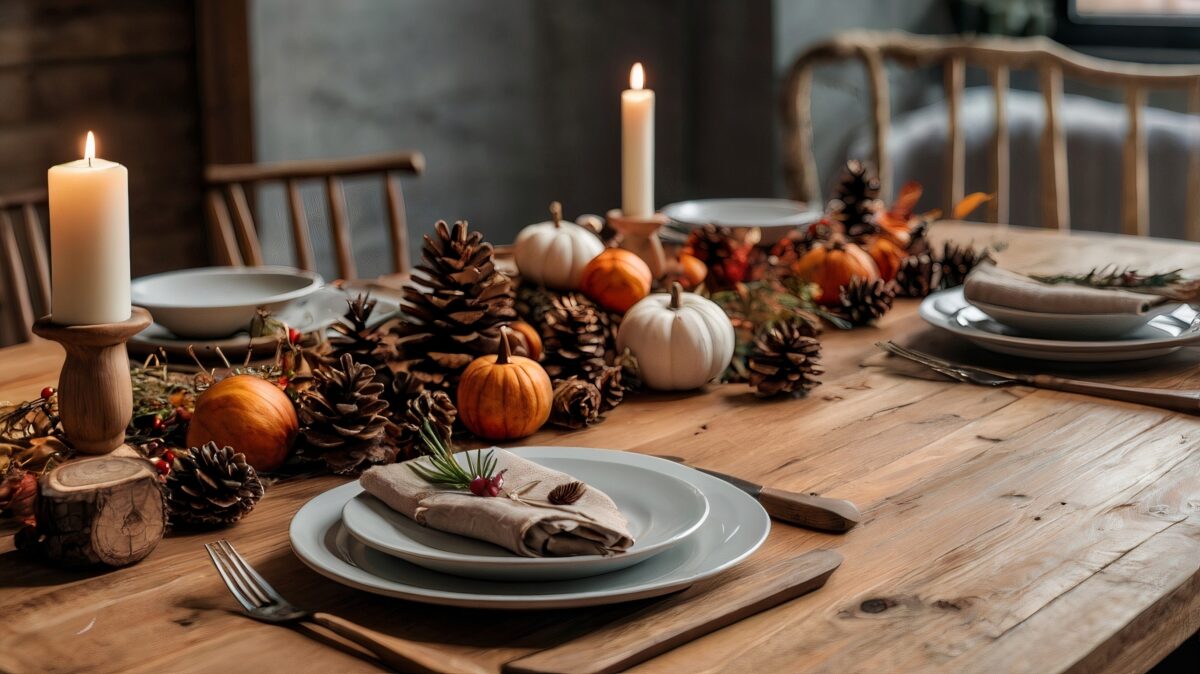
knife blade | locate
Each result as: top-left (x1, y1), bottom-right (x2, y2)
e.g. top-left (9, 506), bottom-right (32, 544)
top-left (654, 455), bottom-right (860, 533)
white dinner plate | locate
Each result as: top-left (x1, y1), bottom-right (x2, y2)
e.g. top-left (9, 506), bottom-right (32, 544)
top-left (341, 455), bottom-right (709, 581)
top-left (969, 298), bottom-right (1180, 339)
top-left (921, 287), bottom-right (1200, 362)
top-left (661, 198), bottom-right (820, 245)
top-left (289, 447), bottom-right (770, 609)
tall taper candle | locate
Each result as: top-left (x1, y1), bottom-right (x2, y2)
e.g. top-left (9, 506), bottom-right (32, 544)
top-left (47, 132), bottom-right (131, 325)
top-left (621, 62), bottom-right (655, 218)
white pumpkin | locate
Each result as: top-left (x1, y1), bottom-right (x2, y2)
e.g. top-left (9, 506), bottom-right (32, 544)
top-left (514, 202), bottom-right (604, 290)
top-left (617, 283), bottom-right (735, 391)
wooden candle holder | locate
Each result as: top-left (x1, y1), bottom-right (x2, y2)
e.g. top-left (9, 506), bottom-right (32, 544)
top-left (32, 307), bottom-right (152, 455)
top-left (607, 209), bottom-right (670, 279)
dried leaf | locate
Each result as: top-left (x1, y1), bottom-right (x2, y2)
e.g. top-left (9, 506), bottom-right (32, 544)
top-left (952, 192), bottom-right (994, 220)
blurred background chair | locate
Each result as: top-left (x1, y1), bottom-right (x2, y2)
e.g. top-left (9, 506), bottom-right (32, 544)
top-left (0, 189), bottom-right (49, 345)
top-left (204, 151), bottom-right (424, 280)
top-left (783, 30), bottom-right (1200, 239)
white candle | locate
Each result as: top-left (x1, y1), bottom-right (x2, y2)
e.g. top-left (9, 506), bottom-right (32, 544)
top-left (47, 132), bottom-right (131, 325)
top-left (621, 62), bottom-right (655, 218)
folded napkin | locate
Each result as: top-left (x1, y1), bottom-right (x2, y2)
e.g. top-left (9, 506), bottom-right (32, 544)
top-left (964, 263), bottom-right (1168, 315)
top-left (360, 450), bottom-right (634, 557)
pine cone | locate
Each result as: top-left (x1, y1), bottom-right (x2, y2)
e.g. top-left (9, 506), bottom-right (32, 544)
top-left (393, 220), bottom-right (518, 391)
top-left (684, 225), bottom-right (752, 291)
top-left (515, 283), bottom-right (559, 326)
top-left (550, 378), bottom-right (602, 429)
top-left (597, 365), bottom-right (625, 412)
top-left (166, 442), bottom-right (264, 529)
top-left (390, 389), bottom-right (457, 459)
top-left (894, 255), bottom-right (937, 297)
top-left (299, 353), bottom-right (393, 474)
top-left (323, 294), bottom-right (395, 386)
top-left (829, 160), bottom-right (882, 241)
top-left (748, 315), bottom-right (824, 398)
top-left (939, 242), bottom-right (993, 289)
top-left (540, 293), bottom-right (610, 384)
top-left (834, 278), bottom-right (896, 326)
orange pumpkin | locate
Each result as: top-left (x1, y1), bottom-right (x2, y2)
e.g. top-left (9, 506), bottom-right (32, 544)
top-left (506, 320), bottom-right (543, 361)
top-left (676, 253), bottom-right (708, 290)
top-left (580, 248), bottom-right (653, 313)
top-left (792, 235), bottom-right (879, 306)
top-left (457, 329), bottom-right (553, 440)
top-left (865, 234), bottom-right (905, 282)
top-left (186, 375), bottom-right (299, 472)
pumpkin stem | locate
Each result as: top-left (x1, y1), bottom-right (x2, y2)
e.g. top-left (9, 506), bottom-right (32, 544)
top-left (670, 282), bottom-right (683, 309)
top-left (550, 201), bottom-right (563, 228)
top-left (497, 326), bottom-right (513, 365)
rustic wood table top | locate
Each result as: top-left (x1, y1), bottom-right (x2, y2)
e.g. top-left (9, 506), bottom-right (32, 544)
top-left (1, 222), bottom-right (1198, 674)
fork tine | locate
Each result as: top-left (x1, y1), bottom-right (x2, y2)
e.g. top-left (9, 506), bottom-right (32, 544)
top-left (878, 342), bottom-right (971, 382)
top-left (212, 540), bottom-right (272, 607)
top-left (205, 543), bottom-right (260, 612)
top-left (219, 540), bottom-right (288, 606)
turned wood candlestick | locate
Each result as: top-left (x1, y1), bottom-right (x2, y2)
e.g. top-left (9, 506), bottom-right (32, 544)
top-left (32, 307), bottom-right (152, 454)
top-left (607, 209), bottom-right (669, 279)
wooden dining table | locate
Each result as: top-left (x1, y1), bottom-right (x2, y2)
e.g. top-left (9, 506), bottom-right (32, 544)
top-left (1, 221), bottom-right (1198, 673)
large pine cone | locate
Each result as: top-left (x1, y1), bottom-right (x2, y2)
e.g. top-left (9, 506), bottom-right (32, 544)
top-left (834, 278), bottom-right (896, 326)
top-left (939, 242), bottom-right (993, 289)
top-left (748, 315), bottom-right (824, 398)
top-left (299, 353), bottom-right (392, 474)
top-left (540, 293), bottom-right (611, 384)
top-left (322, 293), bottom-right (396, 387)
top-left (894, 254), bottom-right (937, 298)
top-left (393, 220), bottom-right (518, 391)
top-left (390, 389), bottom-right (457, 459)
top-left (550, 378), bottom-right (602, 429)
top-left (166, 442), bottom-right (265, 529)
top-left (829, 160), bottom-right (883, 242)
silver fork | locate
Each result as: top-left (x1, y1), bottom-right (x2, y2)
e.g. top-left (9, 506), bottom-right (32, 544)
top-left (876, 341), bottom-right (1200, 414)
top-left (205, 540), bottom-right (489, 674)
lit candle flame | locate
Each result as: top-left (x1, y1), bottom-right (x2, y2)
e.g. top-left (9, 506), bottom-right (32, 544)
top-left (630, 63), bottom-right (644, 90)
top-left (84, 131), bottom-right (96, 162)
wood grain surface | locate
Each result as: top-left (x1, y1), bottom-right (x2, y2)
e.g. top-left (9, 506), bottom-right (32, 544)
top-left (1, 222), bottom-right (1198, 674)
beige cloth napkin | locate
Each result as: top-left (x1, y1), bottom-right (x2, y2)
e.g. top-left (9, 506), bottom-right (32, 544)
top-left (964, 263), bottom-right (1167, 315)
top-left (360, 449), bottom-right (634, 557)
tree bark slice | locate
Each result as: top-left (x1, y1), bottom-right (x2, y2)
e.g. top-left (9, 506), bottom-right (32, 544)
top-left (32, 456), bottom-right (165, 567)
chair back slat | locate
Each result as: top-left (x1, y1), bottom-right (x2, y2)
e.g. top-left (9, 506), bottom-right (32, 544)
top-left (384, 174), bottom-right (410, 274)
top-left (205, 150), bottom-right (423, 277)
top-left (286, 179), bottom-right (315, 271)
top-left (0, 189), bottom-right (48, 344)
top-left (325, 176), bottom-right (356, 280)
top-left (989, 64), bottom-right (1011, 224)
top-left (944, 56), bottom-right (966, 215)
top-left (1038, 63), bottom-right (1069, 231)
top-left (783, 64), bottom-right (821, 204)
top-left (22, 203), bottom-right (50, 314)
top-left (0, 209), bottom-right (34, 343)
top-left (1188, 80), bottom-right (1200, 242)
top-left (860, 46), bottom-right (892, 199)
top-left (1122, 86), bottom-right (1149, 237)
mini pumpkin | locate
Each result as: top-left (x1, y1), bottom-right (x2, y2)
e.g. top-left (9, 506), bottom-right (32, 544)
top-left (457, 328), bottom-right (553, 440)
top-left (513, 201), bottom-right (605, 290)
top-left (506, 320), bottom-right (543, 360)
top-left (580, 247), bottom-right (653, 314)
top-left (617, 283), bottom-right (735, 391)
top-left (186, 374), bottom-right (299, 472)
top-left (792, 235), bottom-right (879, 306)
top-left (864, 234), bottom-right (905, 282)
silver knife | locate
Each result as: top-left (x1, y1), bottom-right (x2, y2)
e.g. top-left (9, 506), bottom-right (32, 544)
top-left (655, 455), bottom-right (860, 533)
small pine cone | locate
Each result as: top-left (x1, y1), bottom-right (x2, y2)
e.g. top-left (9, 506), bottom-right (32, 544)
top-left (540, 293), bottom-right (610, 383)
top-left (550, 378), bottom-right (602, 429)
top-left (748, 316), bottom-right (823, 398)
top-left (939, 242), bottom-right (993, 289)
top-left (829, 160), bottom-right (883, 241)
top-left (166, 442), bottom-right (265, 529)
top-left (835, 278), bottom-right (896, 326)
top-left (299, 353), bottom-right (393, 475)
top-left (391, 389), bottom-right (457, 459)
top-left (597, 365), bottom-right (625, 412)
top-left (515, 283), bottom-right (559, 326)
top-left (894, 255), bottom-right (937, 298)
top-left (684, 225), bottom-right (751, 291)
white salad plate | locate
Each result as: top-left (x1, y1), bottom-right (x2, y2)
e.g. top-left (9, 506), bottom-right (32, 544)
top-left (289, 447), bottom-right (770, 609)
top-left (661, 198), bottom-right (820, 245)
top-left (342, 455), bottom-right (709, 581)
top-left (921, 287), bottom-right (1200, 362)
top-left (969, 298), bottom-right (1180, 339)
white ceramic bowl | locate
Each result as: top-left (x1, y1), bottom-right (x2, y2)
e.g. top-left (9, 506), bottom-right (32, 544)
top-left (662, 198), bottom-right (821, 245)
top-left (131, 266), bottom-right (323, 338)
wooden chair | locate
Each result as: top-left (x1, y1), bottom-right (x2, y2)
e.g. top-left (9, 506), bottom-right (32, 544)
top-left (204, 151), bottom-right (425, 279)
top-left (782, 30), bottom-right (1200, 238)
top-left (0, 188), bottom-right (50, 344)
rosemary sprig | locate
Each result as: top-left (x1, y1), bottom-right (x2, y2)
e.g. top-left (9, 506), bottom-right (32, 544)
top-left (1031, 266), bottom-right (1200, 301)
top-left (408, 421), bottom-right (496, 489)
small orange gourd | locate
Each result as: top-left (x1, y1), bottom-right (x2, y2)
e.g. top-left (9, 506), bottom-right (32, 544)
top-left (580, 248), bottom-right (653, 314)
top-left (506, 320), bottom-right (543, 361)
top-left (792, 235), bottom-right (879, 306)
top-left (865, 234), bottom-right (905, 282)
top-left (187, 374), bottom-right (299, 472)
top-left (457, 329), bottom-right (553, 440)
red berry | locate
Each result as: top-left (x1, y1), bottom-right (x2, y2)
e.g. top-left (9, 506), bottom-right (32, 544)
top-left (174, 406), bottom-right (191, 422)
top-left (288, 327), bottom-right (302, 345)
top-left (40, 387), bottom-right (55, 400)
top-left (154, 458), bottom-right (170, 475)
top-left (162, 449), bottom-right (176, 464)
top-left (487, 470), bottom-right (507, 497)
top-left (152, 416), bottom-right (164, 430)
top-left (469, 476), bottom-right (489, 497)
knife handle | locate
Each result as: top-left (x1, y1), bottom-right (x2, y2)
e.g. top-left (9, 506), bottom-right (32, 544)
top-left (757, 488), bottom-right (860, 532)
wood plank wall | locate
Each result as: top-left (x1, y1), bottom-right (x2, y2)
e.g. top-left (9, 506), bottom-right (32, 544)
top-left (0, 0), bottom-right (207, 275)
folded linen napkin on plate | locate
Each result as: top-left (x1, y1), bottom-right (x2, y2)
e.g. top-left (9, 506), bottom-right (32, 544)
top-left (964, 263), bottom-right (1168, 315)
top-left (360, 449), bottom-right (634, 557)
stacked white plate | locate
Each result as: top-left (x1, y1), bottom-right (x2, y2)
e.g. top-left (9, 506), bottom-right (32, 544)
top-left (920, 287), bottom-right (1197, 362)
top-left (289, 447), bottom-right (770, 609)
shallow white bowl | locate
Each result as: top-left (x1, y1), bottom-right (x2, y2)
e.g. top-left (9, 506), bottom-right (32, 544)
top-left (131, 266), bottom-right (323, 338)
top-left (662, 198), bottom-right (821, 245)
